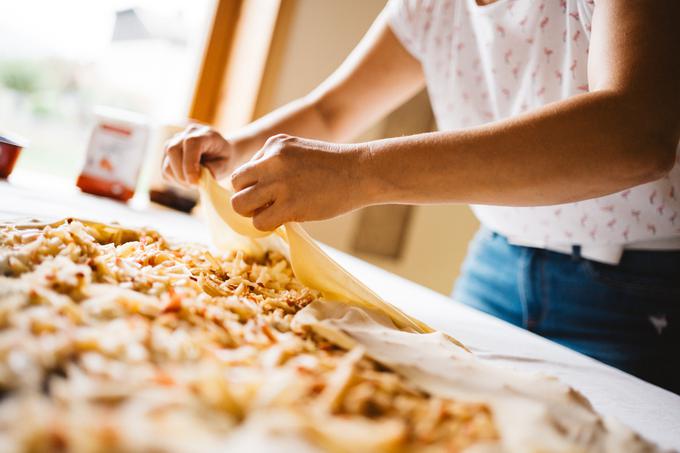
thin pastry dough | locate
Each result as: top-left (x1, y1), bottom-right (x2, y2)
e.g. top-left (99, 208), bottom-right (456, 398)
top-left (198, 168), bottom-right (437, 336)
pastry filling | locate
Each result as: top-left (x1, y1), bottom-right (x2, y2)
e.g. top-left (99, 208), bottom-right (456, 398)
top-left (0, 219), bottom-right (497, 452)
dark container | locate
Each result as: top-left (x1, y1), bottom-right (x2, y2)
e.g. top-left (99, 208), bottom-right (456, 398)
top-left (0, 135), bottom-right (24, 179)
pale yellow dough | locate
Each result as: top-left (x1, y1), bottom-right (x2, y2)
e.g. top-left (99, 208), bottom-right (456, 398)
top-left (197, 168), bottom-right (660, 453)
top-left (198, 168), bottom-right (433, 335)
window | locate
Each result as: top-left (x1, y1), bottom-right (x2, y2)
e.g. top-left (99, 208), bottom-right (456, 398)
top-left (0, 0), bottom-right (216, 182)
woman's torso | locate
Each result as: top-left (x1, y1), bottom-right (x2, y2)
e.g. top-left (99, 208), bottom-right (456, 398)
top-left (388, 0), bottom-right (680, 248)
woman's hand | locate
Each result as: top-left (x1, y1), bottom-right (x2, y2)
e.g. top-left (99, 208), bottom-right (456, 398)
top-left (162, 124), bottom-right (242, 186)
top-left (230, 134), bottom-right (371, 231)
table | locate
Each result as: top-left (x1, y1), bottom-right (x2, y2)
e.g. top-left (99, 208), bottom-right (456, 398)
top-left (2, 179), bottom-right (679, 451)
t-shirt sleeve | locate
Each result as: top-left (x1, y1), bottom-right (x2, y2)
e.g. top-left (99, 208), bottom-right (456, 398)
top-left (385, 0), bottom-right (430, 61)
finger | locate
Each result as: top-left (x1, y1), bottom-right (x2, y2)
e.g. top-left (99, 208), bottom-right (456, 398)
top-left (161, 156), bottom-right (176, 182)
top-left (167, 145), bottom-right (186, 184)
top-left (231, 184), bottom-right (275, 217)
top-left (182, 136), bottom-right (202, 184)
top-left (230, 162), bottom-right (260, 192)
top-left (163, 124), bottom-right (200, 157)
top-left (252, 202), bottom-right (286, 232)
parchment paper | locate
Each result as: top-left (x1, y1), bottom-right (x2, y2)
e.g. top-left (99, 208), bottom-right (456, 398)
top-left (198, 169), bottom-right (665, 453)
top-left (198, 169), bottom-right (436, 336)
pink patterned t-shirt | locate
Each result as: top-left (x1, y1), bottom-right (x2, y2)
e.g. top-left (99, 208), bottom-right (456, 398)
top-left (387, 0), bottom-right (680, 260)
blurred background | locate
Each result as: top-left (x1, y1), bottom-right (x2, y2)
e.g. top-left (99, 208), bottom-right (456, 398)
top-left (0, 0), bottom-right (479, 295)
top-left (0, 0), bottom-right (215, 180)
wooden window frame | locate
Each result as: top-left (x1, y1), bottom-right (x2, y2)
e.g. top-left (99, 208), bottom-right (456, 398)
top-left (189, 0), bottom-right (287, 130)
top-left (189, 0), bottom-right (243, 124)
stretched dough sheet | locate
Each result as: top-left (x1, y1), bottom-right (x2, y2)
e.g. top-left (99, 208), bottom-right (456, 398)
top-left (198, 169), bottom-right (439, 337)
top-left (198, 169), bottom-right (664, 453)
top-left (292, 301), bottom-right (661, 453)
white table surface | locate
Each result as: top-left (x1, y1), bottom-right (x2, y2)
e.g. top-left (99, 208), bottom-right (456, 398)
top-left (2, 179), bottom-right (679, 451)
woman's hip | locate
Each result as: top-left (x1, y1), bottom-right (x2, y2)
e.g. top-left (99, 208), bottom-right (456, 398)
top-left (452, 227), bottom-right (680, 392)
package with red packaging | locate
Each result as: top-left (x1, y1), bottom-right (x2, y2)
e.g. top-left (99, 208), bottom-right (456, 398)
top-left (77, 107), bottom-right (149, 202)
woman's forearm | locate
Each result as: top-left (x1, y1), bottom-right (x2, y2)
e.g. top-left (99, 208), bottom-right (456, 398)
top-left (227, 96), bottom-right (338, 165)
top-left (361, 90), bottom-right (677, 207)
top-left (226, 15), bottom-right (425, 168)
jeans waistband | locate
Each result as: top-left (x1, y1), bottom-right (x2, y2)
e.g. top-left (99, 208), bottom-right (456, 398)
top-left (486, 229), bottom-right (680, 265)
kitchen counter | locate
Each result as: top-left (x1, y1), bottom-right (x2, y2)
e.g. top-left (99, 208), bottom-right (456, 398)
top-left (2, 179), bottom-right (679, 451)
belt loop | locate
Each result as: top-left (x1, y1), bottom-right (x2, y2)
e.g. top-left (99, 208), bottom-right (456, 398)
top-left (571, 245), bottom-right (582, 260)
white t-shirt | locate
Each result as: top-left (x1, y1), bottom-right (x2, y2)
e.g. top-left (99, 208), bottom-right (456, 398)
top-left (387, 0), bottom-right (680, 262)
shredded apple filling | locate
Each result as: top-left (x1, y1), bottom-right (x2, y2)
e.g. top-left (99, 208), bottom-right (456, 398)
top-left (0, 219), bottom-right (497, 452)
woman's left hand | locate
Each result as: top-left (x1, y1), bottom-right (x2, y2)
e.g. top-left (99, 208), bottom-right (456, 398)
top-left (229, 134), bottom-right (371, 231)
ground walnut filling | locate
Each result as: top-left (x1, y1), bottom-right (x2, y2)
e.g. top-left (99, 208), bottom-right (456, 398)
top-left (0, 219), bottom-right (498, 452)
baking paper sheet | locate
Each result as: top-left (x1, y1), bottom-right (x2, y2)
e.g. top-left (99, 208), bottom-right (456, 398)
top-left (198, 169), bottom-right (664, 453)
top-left (198, 169), bottom-right (436, 336)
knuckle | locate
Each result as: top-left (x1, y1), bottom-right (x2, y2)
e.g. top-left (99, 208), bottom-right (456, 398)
top-left (184, 134), bottom-right (203, 147)
top-left (268, 149), bottom-right (283, 162)
top-left (167, 145), bottom-right (182, 158)
top-left (269, 145), bottom-right (289, 163)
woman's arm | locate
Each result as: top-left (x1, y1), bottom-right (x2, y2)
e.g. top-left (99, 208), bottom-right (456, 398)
top-left (162, 11), bottom-right (424, 185)
top-left (364, 0), bottom-right (680, 206)
top-left (231, 0), bottom-right (680, 231)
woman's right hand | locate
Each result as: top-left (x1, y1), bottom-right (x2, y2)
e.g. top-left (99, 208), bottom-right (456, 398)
top-left (162, 124), bottom-right (238, 186)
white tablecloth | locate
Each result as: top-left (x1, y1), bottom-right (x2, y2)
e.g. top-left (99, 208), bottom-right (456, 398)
top-left (2, 180), bottom-right (679, 451)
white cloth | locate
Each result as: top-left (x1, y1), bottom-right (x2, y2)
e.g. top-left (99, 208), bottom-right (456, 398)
top-left (386, 0), bottom-right (680, 260)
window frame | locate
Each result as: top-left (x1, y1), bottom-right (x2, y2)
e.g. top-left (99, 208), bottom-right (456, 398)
top-left (189, 0), bottom-right (287, 130)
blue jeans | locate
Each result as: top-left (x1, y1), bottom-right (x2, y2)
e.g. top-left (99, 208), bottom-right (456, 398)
top-left (453, 228), bottom-right (680, 394)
